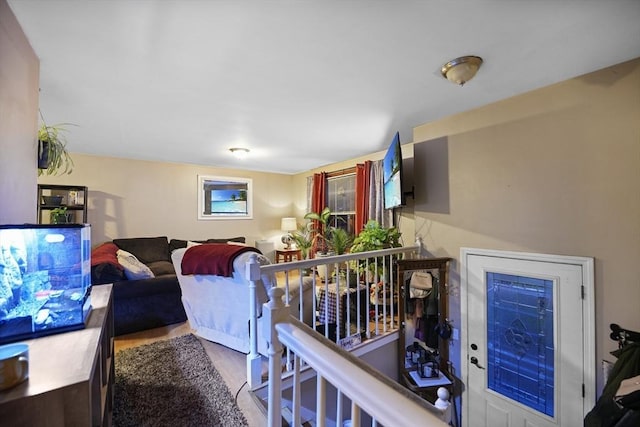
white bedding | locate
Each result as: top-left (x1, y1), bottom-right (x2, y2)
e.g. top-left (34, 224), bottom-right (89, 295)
top-left (171, 248), bottom-right (313, 355)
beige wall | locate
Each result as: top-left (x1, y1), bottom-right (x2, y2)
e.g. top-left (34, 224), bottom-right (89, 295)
top-left (38, 154), bottom-right (296, 249)
top-left (0, 0), bottom-right (39, 223)
top-left (414, 58), bottom-right (639, 392)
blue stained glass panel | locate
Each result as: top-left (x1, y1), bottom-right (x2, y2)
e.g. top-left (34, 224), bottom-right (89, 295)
top-left (486, 272), bottom-right (554, 417)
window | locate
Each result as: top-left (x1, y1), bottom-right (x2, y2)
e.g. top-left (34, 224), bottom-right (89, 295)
top-left (326, 173), bottom-right (356, 234)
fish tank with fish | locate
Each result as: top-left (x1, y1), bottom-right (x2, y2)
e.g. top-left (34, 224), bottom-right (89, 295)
top-left (0, 224), bottom-right (92, 344)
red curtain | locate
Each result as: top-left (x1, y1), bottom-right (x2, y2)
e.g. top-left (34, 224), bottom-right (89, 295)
top-left (355, 161), bottom-right (371, 234)
top-left (310, 172), bottom-right (327, 256)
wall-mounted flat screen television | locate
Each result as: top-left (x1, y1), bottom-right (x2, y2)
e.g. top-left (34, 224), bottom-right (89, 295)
top-left (383, 131), bottom-right (405, 210)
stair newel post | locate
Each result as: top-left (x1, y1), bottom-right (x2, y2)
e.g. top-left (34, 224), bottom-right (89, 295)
top-left (263, 286), bottom-right (288, 427)
top-left (246, 253), bottom-right (262, 388)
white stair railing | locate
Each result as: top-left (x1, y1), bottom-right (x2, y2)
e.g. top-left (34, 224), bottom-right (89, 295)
top-left (262, 286), bottom-right (451, 427)
top-left (245, 241), bottom-right (425, 389)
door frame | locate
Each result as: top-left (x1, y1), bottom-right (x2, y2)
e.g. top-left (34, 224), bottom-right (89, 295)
top-left (460, 247), bottom-right (596, 426)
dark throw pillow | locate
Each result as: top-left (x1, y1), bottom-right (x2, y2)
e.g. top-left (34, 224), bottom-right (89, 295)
top-left (113, 236), bottom-right (170, 264)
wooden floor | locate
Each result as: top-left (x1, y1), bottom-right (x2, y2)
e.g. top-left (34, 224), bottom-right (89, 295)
top-left (114, 322), bottom-right (267, 427)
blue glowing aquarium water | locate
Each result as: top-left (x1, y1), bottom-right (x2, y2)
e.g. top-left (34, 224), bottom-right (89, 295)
top-left (0, 224), bottom-right (91, 344)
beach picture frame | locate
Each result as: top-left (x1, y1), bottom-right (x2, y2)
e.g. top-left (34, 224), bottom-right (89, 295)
top-left (197, 175), bottom-right (253, 220)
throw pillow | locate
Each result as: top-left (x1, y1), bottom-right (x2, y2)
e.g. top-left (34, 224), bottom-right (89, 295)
top-left (226, 240), bottom-right (249, 246)
top-left (206, 237), bottom-right (245, 244)
top-left (113, 236), bottom-right (170, 264)
top-left (146, 260), bottom-right (176, 276)
top-left (91, 242), bottom-right (122, 269)
top-left (117, 249), bottom-right (155, 280)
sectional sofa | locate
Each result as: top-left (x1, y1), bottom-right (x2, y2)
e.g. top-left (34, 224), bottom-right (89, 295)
top-left (90, 235), bottom-right (245, 336)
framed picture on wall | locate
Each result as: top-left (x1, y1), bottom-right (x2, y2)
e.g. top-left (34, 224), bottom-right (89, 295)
top-left (197, 175), bottom-right (253, 220)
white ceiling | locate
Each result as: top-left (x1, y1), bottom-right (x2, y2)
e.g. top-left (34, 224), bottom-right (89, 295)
top-left (8, 1), bottom-right (640, 174)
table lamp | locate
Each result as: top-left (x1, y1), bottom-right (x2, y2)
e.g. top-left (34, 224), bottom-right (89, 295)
top-left (280, 217), bottom-right (297, 250)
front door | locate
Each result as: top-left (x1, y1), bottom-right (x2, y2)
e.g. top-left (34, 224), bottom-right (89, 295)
top-left (461, 249), bottom-right (595, 427)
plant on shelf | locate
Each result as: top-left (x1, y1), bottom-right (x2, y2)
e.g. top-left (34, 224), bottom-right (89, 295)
top-left (50, 206), bottom-right (71, 224)
top-left (38, 121), bottom-right (76, 176)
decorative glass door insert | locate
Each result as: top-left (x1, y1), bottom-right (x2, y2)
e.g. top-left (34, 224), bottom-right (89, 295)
top-left (486, 272), bottom-right (555, 417)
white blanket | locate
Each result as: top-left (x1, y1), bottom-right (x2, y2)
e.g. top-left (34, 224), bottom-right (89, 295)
top-left (171, 248), bottom-right (313, 355)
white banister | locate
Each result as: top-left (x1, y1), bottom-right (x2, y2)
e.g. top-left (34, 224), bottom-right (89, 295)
top-left (262, 286), bottom-right (289, 427)
top-left (248, 243), bottom-right (449, 426)
top-left (245, 253), bottom-right (262, 388)
top-left (246, 244), bottom-right (423, 387)
top-left (271, 315), bottom-right (450, 427)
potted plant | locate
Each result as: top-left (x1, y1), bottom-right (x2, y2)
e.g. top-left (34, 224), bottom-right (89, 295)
top-left (350, 220), bottom-right (401, 253)
top-left (289, 222), bottom-right (314, 260)
top-left (350, 220), bottom-right (402, 281)
top-left (326, 227), bottom-right (353, 256)
top-left (304, 207), bottom-right (332, 255)
top-left (38, 123), bottom-right (75, 176)
top-left (50, 206), bottom-right (72, 224)
top-left (325, 226), bottom-right (357, 284)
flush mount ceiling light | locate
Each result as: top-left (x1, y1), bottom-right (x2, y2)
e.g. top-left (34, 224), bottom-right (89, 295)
top-left (229, 147), bottom-right (249, 159)
top-left (441, 55), bottom-right (483, 86)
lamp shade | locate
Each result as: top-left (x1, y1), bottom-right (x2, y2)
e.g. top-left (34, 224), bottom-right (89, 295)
top-left (281, 217), bottom-right (297, 231)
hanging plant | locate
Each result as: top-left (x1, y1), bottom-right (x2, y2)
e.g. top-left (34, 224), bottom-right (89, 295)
top-left (37, 120), bottom-right (76, 176)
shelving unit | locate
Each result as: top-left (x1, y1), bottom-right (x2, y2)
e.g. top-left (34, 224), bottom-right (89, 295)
top-left (397, 258), bottom-right (454, 403)
top-left (0, 284), bottom-right (114, 426)
top-left (37, 184), bottom-right (88, 224)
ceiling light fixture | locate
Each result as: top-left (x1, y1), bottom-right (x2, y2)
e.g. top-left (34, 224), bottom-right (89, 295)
top-left (229, 147), bottom-right (249, 159)
top-left (441, 55), bottom-right (483, 86)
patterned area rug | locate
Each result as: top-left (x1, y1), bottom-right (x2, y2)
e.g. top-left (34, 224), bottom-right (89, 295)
top-left (113, 334), bottom-right (248, 427)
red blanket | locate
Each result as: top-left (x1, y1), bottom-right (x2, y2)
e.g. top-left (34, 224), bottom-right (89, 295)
top-left (181, 244), bottom-right (259, 277)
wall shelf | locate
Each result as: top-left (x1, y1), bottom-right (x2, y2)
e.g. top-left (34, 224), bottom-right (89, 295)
top-left (37, 184), bottom-right (88, 224)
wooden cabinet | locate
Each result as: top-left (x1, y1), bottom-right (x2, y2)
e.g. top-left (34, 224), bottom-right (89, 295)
top-left (397, 258), bottom-right (453, 402)
top-left (0, 285), bottom-right (114, 426)
top-left (37, 184), bottom-right (88, 224)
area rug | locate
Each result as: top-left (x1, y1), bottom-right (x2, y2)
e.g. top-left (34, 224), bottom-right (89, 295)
top-left (113, 334), bottom-right (248, 427)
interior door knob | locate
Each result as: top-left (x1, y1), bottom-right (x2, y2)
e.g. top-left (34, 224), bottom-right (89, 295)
top-left (470, 356), bottom-right (486, 370)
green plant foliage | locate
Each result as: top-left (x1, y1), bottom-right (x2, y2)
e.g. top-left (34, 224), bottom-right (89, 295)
top-left (304, 207), bottom-right (332, 253)
top-left (326, 227), bottom-right (354, 255)
top-left (50, 206), bottom-right (69, 224)
top-left (349, 220), bottom-right (402, 280)
top-left (289, 222), bottom-right (314, 259)
top-left (303, 206), bottom-right (332, 226)
top-left (38, 123), bottom-right (76, 176)
top-left (350, 220), bottom-right (401, 253)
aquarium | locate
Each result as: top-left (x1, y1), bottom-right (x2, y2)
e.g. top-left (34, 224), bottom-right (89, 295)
top-left (0, 224), bottom-right (91, 344)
